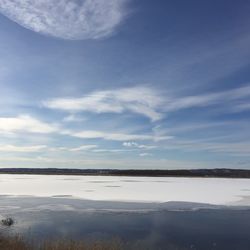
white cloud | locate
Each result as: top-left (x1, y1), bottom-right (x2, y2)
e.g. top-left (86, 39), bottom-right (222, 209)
top-left (92, 148), bottom-right (131, 153)
top-left (63, 114), bottom-right (86, 122)
top-left (0, 0), bottom-right (129, 40)
top-left (139, 153), bottom-right (152, 157)
top-left (123, 141), bottom-right (138, 147)
top-left (69, 130), bottom-right (172, 141)
top-left (0, 144), bottom-right (47, 152)
top-left (48, 145), bottom-right (132, 153)
top-left (44, 86), bottom-right (165, 121)
top-left (138, 145), bottom-right (157, 149)
top-left (70, 145), bottom-right (98, 152)
top-left (0, 115), bottom-right (58, 134)
top-left (123, 141), bottom-right (157, 149)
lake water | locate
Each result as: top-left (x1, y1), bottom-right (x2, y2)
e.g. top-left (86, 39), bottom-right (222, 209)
top-left (1, 174), bottom-right (250, 249)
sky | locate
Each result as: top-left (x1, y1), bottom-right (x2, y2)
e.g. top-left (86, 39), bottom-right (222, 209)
top-left (0, 0), bottom-right (250, 169)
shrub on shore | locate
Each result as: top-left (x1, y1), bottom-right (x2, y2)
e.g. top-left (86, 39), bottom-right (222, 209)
top-left (1, 217), bottom-right (14, 226)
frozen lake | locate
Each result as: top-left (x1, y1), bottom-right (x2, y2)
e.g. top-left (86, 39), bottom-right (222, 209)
top-left (0, 174), bottom-right (250, 206)
top-left (1, 174), bottom-right (250, 250)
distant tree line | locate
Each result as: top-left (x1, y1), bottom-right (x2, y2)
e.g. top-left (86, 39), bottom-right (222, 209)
top-left (0, 168), bottom-right (250, 178)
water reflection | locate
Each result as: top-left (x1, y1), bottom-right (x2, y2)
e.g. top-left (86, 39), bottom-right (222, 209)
top-left (1, 196), bottom-right (250, 250)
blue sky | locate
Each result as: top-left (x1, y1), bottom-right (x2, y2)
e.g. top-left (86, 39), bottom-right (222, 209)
top-left (0, 0), bottom-right (250, 169)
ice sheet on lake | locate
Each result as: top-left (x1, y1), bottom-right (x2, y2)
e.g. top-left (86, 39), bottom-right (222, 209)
top-left (0, 174), bottom-right (250, 206)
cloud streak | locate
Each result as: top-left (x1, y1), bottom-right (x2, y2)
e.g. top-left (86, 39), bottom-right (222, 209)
top-left (67, 130), bottom-right (172, 141)
top-left (0, 144), bottom-right (47, 152)
top-left (70, 145), bottom-right (98, 152)
top-left (0, 0), bottom-right (129, 40)
top-left (165, 85), bottom-right (250, 112)
top-left (44, 86), bottom-right (165, 121)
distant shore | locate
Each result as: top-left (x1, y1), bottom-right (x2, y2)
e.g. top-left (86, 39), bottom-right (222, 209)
top-left (0, 168), bottom-right (250, 178)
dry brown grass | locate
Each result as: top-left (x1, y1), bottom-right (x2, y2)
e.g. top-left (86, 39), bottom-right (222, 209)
top-left (0, 235), bottom-right (123, 250)
top-left (41, 238), bottom-right (123, 250)
top-left (0, 235), bottom-right (30, 250)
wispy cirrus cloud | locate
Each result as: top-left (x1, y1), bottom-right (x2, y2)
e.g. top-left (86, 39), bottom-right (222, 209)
top-left (231, 102), bottom-right (250, 113)
top-left (44, 86), bottom-right (165, 121)
top-left (0, 0), bottom-right (129, 40)
top-left (43, 84), bottom-right (250, 123)
top-left (0, 113), bottom-right (171, 142)
top-left (165, 85), bottom-right (250, 112)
